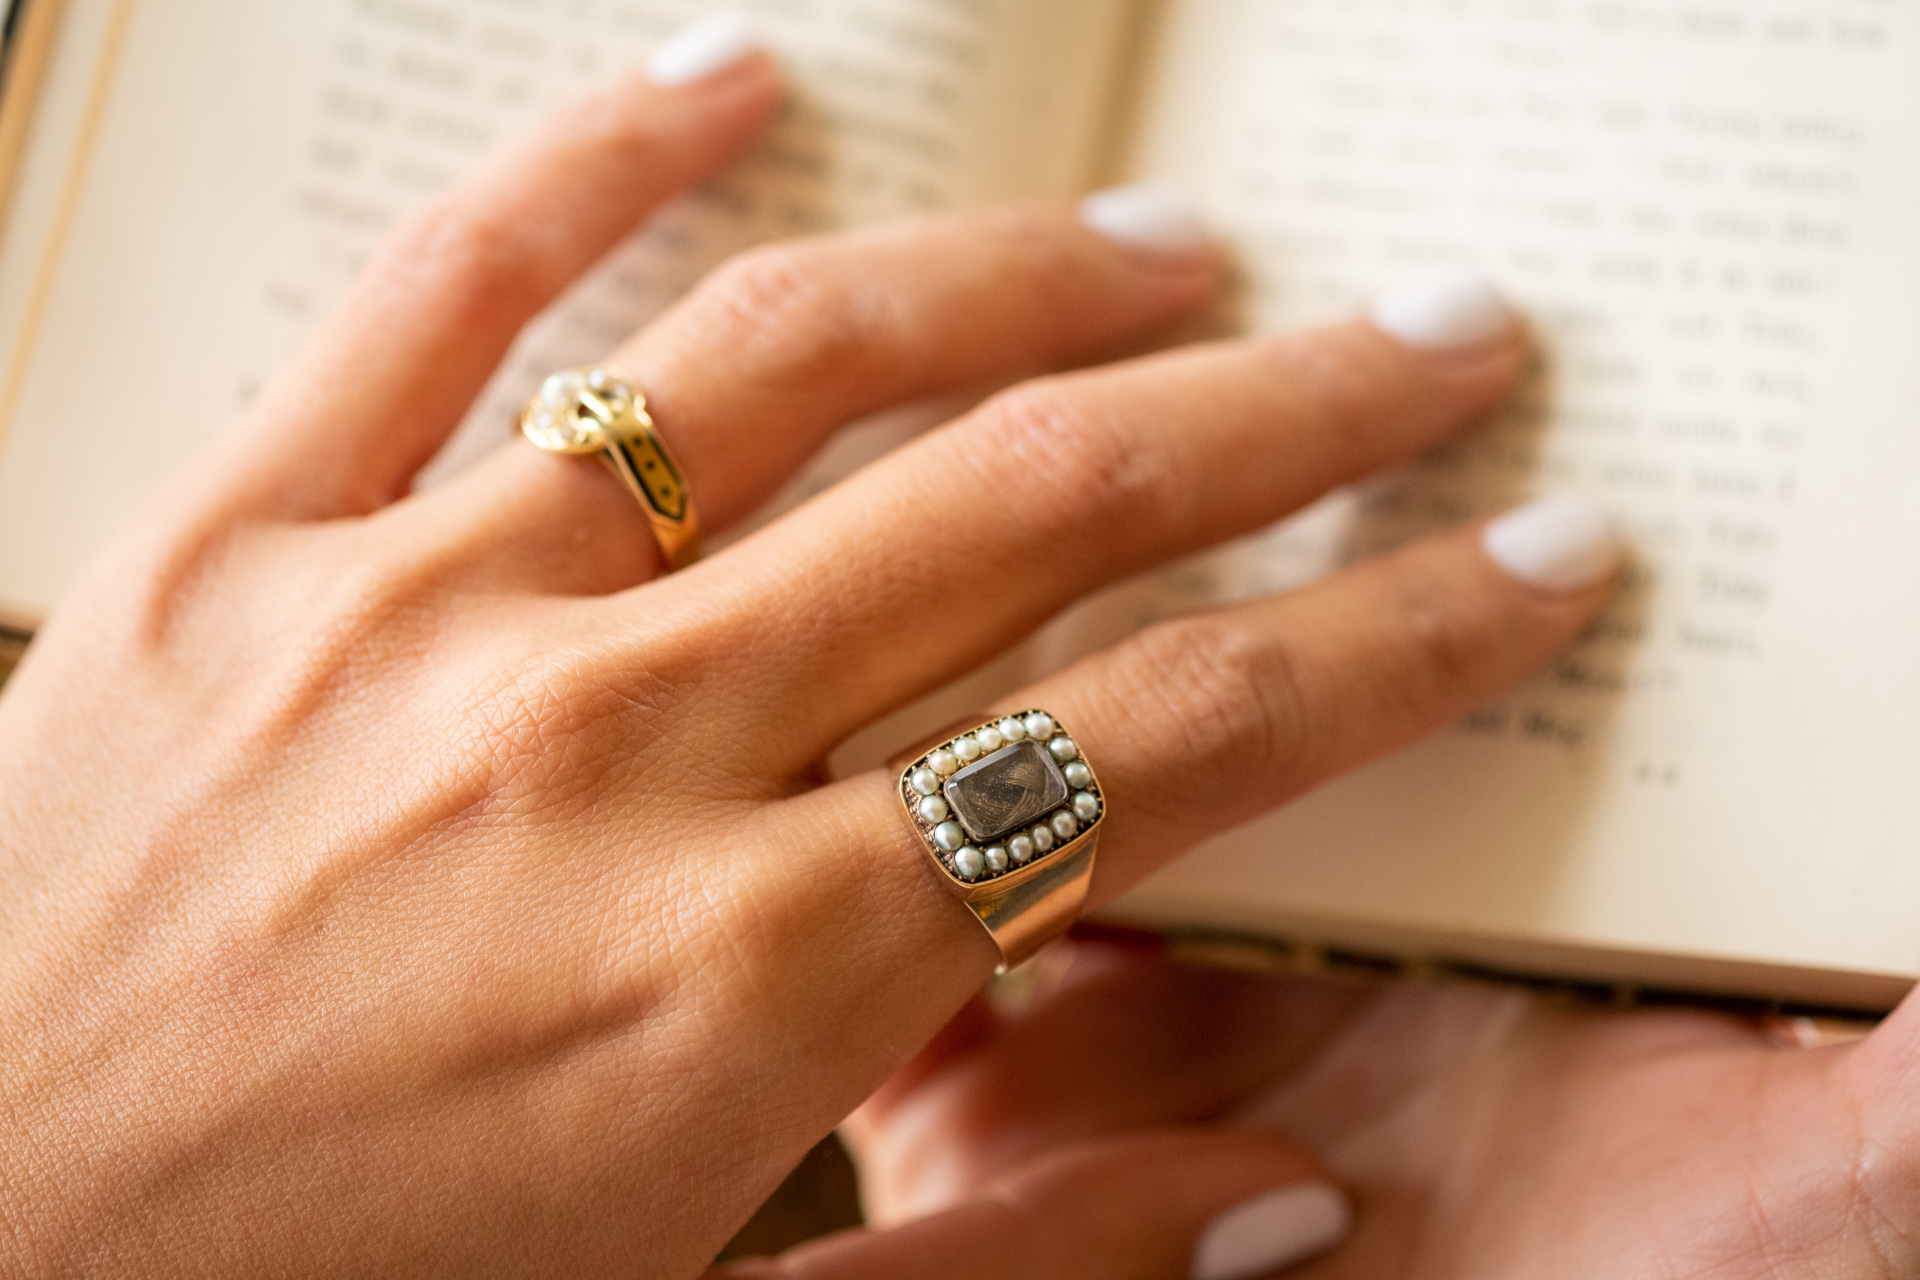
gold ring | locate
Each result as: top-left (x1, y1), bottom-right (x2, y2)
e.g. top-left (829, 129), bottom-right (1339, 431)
top-left (893, 710), bottom-right (1103, 972)
top-left (520, 367), bottom-right (703, 572)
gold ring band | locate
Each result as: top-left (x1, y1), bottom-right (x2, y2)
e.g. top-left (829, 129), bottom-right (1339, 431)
top-left (520, 367), bottom-right (703, 572)
top-left (893, 710), bottom-right (1103, 972)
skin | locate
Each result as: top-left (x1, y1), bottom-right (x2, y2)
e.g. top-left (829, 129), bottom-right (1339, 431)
top-left (0, 49), bottom-right (1908, 1280)
top-left (830, 946), bottom-right (1920, 1278)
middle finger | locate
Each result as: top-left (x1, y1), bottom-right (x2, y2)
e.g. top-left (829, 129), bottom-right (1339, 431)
top-left (684, 277), bottom-right (1527, 774)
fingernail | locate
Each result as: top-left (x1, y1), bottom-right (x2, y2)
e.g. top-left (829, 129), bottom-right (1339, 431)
top-left (646, 12), bottom-right (761, 86)
top-left (1371, 266), bottom-right (1513, 350)
top-left (1192, 1182), bottom-right (1350, 1280)
top-left (1483, 492), bottom-right (1621, 591)
top-left (1079, 182), bottom-right (1213, 257)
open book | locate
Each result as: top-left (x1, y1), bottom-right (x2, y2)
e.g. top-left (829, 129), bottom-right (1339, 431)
top-left (3, 0), bottom-right (1917, 1012)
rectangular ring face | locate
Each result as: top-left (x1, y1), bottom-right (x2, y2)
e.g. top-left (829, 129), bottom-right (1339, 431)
top-left (899, 710), bottom-right (1104, 890)
top-left (943, 740), bottom-right (1067, 842)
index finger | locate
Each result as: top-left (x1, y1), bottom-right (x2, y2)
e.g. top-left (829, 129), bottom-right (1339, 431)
top-left (209, 21), bottom-right (783, 520)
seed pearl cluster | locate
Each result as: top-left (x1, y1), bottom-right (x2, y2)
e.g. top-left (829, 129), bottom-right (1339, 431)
top-left (902, 711), bottom-right (1105, 884)
top-left (522, 368), bottom-right (631, 453)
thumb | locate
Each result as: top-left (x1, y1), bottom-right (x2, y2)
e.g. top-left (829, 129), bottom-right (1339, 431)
top-left (714, 1129), bottom-right (1350, 1280)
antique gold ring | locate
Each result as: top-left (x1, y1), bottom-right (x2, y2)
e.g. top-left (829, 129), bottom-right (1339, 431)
top-left (520, 367), bottom-right (703, 571)
top-left (894, 710), bottom-right (1103, 972)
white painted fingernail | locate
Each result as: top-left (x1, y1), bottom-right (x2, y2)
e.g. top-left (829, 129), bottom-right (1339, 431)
top-left (1371, 266), bottom-right (1513, 350)
top-left (646, 12), bottom-right (761, 86)
top-left (1483, 493), bottom-right (1621, 591)
top-left (1192, 1182), bottom-right (1350, 1280)
top-left (1079, 183), bottom-right (1213, 257)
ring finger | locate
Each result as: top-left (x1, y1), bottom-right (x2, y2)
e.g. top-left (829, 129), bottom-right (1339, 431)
top-left (662, 490), bottom-right (1618, 1189)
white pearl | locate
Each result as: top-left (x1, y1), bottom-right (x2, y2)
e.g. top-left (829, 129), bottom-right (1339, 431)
top-left (1048, 735), bottom-right (1078, 763)
top-left (911, 768), bottom-right (940, 796)
top-left (997, 717), bottom-right (1026, 742)
top-left (928, 749), bottom-right (959, 777)
top-left (1009, 834), bottom-right (1034, 864)
top-left (1072, 791), bottom-right (1100, 822)
top-left (933, 822), bottom-right (966, 852)
top-left (917, 795), bottom-right (950, 824)
top-left (539, 370), bottom-right (585, 406)
top-left (953, 846), bottom-right (985, 879)
top-left (1031, 824), bottom-right (1055, 853)
top-left (975, 725), bottom-right (1004, 752)
top-left (985, 845), bottom-right (1009, 873)
top-left (1063, 762), bottom-right (1093, 789)
top-left (1023, 712), bottom-right (1055, 740)
top-left (954, 735), bottom-right (982, 763)
top-left (1051, 811), bottom-right (1078, 840)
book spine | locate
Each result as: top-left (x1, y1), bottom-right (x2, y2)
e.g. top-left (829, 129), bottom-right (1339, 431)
top-left (0, 0), bottom-right (64, 228)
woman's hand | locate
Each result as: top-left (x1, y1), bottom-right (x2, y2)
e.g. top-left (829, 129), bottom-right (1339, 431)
top-left (0, 36), bottom-right (1617, 1280)
top-left (814, 939), bottom-right (1920, 1279)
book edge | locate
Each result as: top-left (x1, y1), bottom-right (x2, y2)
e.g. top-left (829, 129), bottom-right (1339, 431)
top-left (1095, 896), bottom-right (1913, 1016)
top-left (0, 0), bottom-right (69, 239)
top-left (0, 0), bottom-right (136, 533)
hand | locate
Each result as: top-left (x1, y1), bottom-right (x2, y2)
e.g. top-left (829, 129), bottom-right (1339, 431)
top-left (0, 37), bottom-right (1615, 1280)
top-left (790, 939), bottom-right (1920, 1278)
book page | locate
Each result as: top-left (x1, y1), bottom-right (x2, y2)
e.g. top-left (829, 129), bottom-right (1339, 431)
top-left (0, 0), bottom-right (1137, 624)
top-left (1091, 0), bottom-right (1920, 1004)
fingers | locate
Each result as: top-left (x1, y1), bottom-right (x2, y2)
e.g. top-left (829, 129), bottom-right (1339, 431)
top-left (716, 1130), bottom-right (1347, 1280)
top-left (621, 198), bottom-right (1221, 533)
top-left (936, 501), bottom-right (1606, 909)
top-left (708, 498), bottom-right (1615, 1180)
top-left (694, 282), bottom-right (1531, 772)
top-left (1031, 500), bottom-right (1619, 902)
top-left (844, 942), bottom-right (1374, 1227)
top-left (212, 45), bottom-right (784, 520)
top-left (426, 199), bottom-right (1219, 595)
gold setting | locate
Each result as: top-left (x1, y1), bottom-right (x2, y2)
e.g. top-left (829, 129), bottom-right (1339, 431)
top-left (519, 367), bottom-right (702, 571)
top-left (895, 710), bottom-right (1103, 971)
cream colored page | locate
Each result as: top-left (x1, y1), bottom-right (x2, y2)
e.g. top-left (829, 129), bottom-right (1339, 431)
top-left (1092, 0), bottom-right (1920, 980)
top-left (0, 0), bottom-right (1136, 622)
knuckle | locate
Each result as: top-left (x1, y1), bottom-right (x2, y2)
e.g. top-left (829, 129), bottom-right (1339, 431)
top-left (1260, 328), bottom-right (1415, 461)
top-left (364, 197), bottom-right (544, 327)
top-left (1111, 616), bottom-right (1309, 809)
top-left (304, 557), bottom-right (432, 669)
top-left (472, 622), bottom-right (718, 801)
top-left (69, 540), bottom-right (210, 669)
top-left (969, 379), bottom-right (1180, 545)
top-left (545, 85), bottom-right (663, 162)
top-left (979, 205), bottom-right (1100, 291)
top-left (480, 657), bottom-right (663, 793)
top-left (142, 552), bottom-right (440, 770)
top-left (683, 243), bottom-right (883, 388)
top-left (1389, 571), bottom-right (1487, 706)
